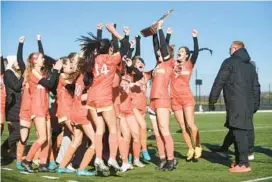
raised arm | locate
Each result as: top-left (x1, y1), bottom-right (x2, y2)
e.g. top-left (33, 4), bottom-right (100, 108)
top-left (134, 35), bottom-right (141, 57)
top-left (36, 34), bottom-right (44, 54)
top-left (158, 20), bottom-right (171, 61)
top-left (112, 24), bottom-right (119, 53)
top-left (97, 23), bottom-right (103, 40)
top-left (153, 33), bottom-right (160, 59)
top-left (190, 29), bottom-right (199, 65)
top-left (166, 27), bottom-right (173, 45)
top-left (17, 36), bottom-right (26, 73)
top-left (128, 40), bottom-right (136, 59)
top-left (106, 24), bottom-right (129, 57)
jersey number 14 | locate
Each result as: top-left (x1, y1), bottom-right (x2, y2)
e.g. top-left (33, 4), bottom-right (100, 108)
top-left (95, 64), bottom-right (109, 76)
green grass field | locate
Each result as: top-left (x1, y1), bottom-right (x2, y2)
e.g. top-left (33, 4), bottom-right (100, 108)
top-left (1, 112), bottom-right (272, 182)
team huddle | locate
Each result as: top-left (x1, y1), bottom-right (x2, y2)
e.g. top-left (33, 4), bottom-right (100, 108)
top-left (1, 19), bottom-right (212, 176)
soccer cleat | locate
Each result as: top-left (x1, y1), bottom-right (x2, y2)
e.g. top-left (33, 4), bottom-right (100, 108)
top-left (94, 158), bottom-right (109, 172)
top-left (187, 148), bottom-right (195, 160)
top-left (141, 149), bottom-right (151, 161)
top-left (128, 153), bottom-right (133, 164)
top-left (173, 158), bottom-right (178, 166)
top-left (194, 146), bottom-right (202, 159)
top-left (16, 161), bottom-right (25, 171)
top-left (48, 161), bottom-right (58, 171)
top-left (38, 164), bottom-right (49, 172)
top-left (57, 167), bottom-right (75, 174)
top-left (108, 158), bottom-right (121, 171)
top-left (67, 163), bottom-right (76, 172)
top-left (76, 169), bottom-right (96, 176)
top-left (248, 153), bottom-right (255, 161)
top-left (133, 160), bottom-right (145, 168)
top-left (157, 158), bottom-right (167, 170)
top-left (22, 160), bottom-right (35, 173)
top-left (228, 165), bottom-right (252, 173)
top-left (164, 160), bottom-right (176, 171)
top-left (32, 159), bottom-right (40, 166)
top-left (120, 163), bottom-right (134, 172)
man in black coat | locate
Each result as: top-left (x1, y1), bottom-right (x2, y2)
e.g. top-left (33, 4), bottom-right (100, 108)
top-left (211, 61), bottom-right (257, 161)
top-left (209, 41), bottom-right (260, 173)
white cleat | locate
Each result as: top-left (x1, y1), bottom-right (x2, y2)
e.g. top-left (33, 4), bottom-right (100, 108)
top-left (121, 163), bottom-right (134, 172)
top-left (95, 158), bottom-right (109, 172)
top-left (133, 160), bottom-right (145, 168)
top-left (108, 158), bottom-right (121, 171)
top-left (67, 163), bottom-right (76, 172)
top-left (248, 154), bottom-right (255, 161)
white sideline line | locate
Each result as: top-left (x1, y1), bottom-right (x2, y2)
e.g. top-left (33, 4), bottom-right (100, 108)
top-left (20, 171), bottom-right (31, 175)
top-left (242, 176), bottom-right (272, 182)
top-left (1, 168), bottom-right (13, 171)
top-left (42, 176), bottom-right (59, 180)
top-left (171, 126), bottom-right (272, 135)
top-left (67, 180), bottom-right (79, 182)
top-left (194, 110), bottom-right (272, 114)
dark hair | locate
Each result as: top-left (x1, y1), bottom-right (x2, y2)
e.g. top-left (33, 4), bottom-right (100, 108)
top-left (133, 56), bottom-right (145, 65)
top-left (100, 39), bottom-right (112, 54)
top-left (178, 46), bottom-right (190, 60)
top-left (77, 32), bottom-right (102, 87)
top-left (68, 52), bottom-right (77, 60)
top-left (43, 55), bottom-right (56, 75)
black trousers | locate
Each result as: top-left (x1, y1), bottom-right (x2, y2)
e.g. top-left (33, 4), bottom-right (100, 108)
top-left (221, 127), bottom-right (254, 154)
top-left (1, 121), bottom-right (20, 152)
top-left (230, 127), bottom-right (250, 166)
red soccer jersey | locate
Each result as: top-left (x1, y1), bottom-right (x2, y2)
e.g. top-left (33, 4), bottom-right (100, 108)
top-left (0, 74), bottom-right (6, 115)
top-left (56, 74), bottom-right (73, 120)
top-left (29, 70), bottom-right (49, 118)
top-left (131, 74), bottom-right (149, 112)
top-left (87, 53), bottom-right (121, 104)
top-left (70, 74), bottom-right (90, 125)
top-left (19, 83), bottom-right (31, 121)
top-left (171, 60), bottom-right (194, 98)
top-left (150, 58), bottom-right (175, 99)
top-left (119, 74), bottom-right (133, 115)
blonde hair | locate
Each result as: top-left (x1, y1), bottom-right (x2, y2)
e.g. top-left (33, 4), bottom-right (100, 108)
top-left (232, 41), bottom-right (245, 49)
top-left (25, 53), bottom-right (38, 82)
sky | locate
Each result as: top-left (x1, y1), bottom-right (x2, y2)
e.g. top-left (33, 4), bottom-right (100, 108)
top-left (1, 1), bottom-right (272, 95)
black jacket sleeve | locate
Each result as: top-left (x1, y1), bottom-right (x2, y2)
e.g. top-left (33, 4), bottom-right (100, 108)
top-left (112, 24), bottom-right (119, 53)
top-left (128, 48), bottom-right (134, 59)
top-left (38, 40), bottom-right (44, 54)
top-left (1, 56), bottom-right (4, 75)
top-left (191, 37), bottom-right (199, 65)
top-left (4, 70), bottom-right (24, 92)
top-left (65, 83), bottom-right (76, 96)
top-left (97, 29), bottom-right (102, 40)
top-left (209, 59), bottom-right (232, 104)
top-left (17, 43), bottom-right (26, 73)
top-left (153, 33), bottom-right (160, 58)
top-left (252, 72), bottom-right (261, 113)
top-left (166, 33), bottom-right (171, 45)
top-left (38, 69), bottom-right (59, 89)
top-left (134, 36), bottom-right (141, 57)
top-left (158, 29), bottom-right (170, 61)
top-left (120, 37), bottom-right (130, 58)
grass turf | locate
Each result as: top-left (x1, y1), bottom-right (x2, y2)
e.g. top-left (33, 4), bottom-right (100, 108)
top-left (1, 112), bottom-right (272, 182)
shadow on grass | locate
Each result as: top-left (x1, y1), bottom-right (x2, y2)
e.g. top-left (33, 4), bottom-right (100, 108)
top-left (254, 146), bottom-right (272, 157)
